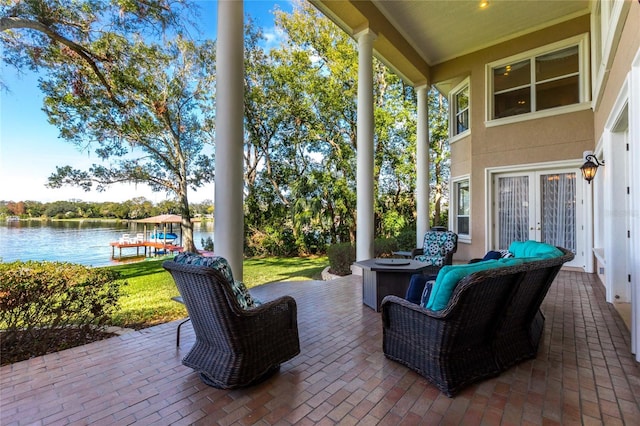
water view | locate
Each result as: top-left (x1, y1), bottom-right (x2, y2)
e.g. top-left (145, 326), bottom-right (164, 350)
top-left (0, 220), bottom-right (214, 267)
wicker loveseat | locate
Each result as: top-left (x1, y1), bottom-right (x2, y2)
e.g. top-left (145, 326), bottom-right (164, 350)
top-left (163, 254), bottom-right (300, 389)
top-left (381, 243), bottom-right (574, 397)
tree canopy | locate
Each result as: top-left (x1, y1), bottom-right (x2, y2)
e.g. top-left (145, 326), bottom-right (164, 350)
top-left (2, 0), bottom-right (451, 256)
top-left (241, 1), bottom-right (449, 255)
top-left (1, 0), bottom-right (212, 252)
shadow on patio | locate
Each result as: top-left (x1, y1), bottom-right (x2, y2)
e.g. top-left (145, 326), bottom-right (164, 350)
top-left (1, 271), bottom-right (639, 425)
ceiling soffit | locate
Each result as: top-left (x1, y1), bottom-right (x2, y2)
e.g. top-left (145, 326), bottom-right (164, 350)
top-left (310, 0), bottom-right (591, 87)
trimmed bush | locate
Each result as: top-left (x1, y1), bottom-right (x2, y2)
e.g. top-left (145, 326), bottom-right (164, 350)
top-left (374, 238), bottom-right (398, 258)
top-left (0, 261), bottom-right (125, 364)
top-left (396, 229), bottom-right (417, 251)
top-left (328, 238), bottom-right (399, 275)
top-left (327, 243), bottom-right (355, 276)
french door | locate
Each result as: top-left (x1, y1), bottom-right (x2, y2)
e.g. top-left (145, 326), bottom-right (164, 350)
top-left (493, 169), bottom-right (583, 268)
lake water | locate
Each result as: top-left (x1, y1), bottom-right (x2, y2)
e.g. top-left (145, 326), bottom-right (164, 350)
top-left (0, 220), bottom-right (214, 267)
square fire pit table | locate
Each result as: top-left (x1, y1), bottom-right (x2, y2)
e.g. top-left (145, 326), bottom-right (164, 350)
top-left (354, 258), bottom-right (432, 311)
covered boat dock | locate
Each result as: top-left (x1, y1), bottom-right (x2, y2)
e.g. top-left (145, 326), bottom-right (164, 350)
top-left (110, 214), bottom-right (187, 259)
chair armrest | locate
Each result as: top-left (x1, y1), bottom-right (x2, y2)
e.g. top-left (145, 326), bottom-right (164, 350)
top-left (381, 295), bottom-right (450, 352)
top-left (381, 295), bottom-right (446, 327)
top-left (411, 248), bottom-right (423, 257)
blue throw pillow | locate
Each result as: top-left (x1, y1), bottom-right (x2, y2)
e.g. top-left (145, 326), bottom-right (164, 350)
top-left (405, 274), bottom-right (437, 304)
top-left (482, 251), bottom-right (502, 261)
top-left (420, 280), bottom-right (435, 307)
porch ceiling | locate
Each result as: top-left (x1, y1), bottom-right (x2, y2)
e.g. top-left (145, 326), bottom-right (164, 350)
top-left (310, 0), bottom-right (591, 86)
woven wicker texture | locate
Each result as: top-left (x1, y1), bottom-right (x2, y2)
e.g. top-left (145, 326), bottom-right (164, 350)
top-left (163, 260), bottom-right (300, 389)
top-left (381, 247), bottom-right (574, 397)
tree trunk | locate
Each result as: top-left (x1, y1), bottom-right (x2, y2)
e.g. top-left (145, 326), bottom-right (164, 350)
top-left (178, 191), bottom-right (196, 253)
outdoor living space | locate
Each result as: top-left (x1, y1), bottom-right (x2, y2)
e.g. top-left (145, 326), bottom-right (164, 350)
top-left (2, 270), bottom-right (639, 425)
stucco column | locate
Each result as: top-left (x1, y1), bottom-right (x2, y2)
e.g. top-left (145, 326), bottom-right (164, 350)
top-left (416, 85), bottom-right (430, 247)
top-left (355, 29), bottom-right (376, 261)
top-left (214, 0), bottom-right (244, 279)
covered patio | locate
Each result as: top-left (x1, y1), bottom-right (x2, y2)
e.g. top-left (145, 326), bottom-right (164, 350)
top-left (2, 270), bottom-right (639, 424)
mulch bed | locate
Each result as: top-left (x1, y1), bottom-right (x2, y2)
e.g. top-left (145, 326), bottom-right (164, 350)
top-left (1, 328), bottom-right (116, 366)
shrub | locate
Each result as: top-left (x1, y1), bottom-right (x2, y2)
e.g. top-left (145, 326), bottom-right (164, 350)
top-left (300, 230), bottom-right (327, 255)
top-left (245, 227), bottom-right (299, 257)
top-left (374, 237), bottom-right (398, 258)
top-left (0, 261), bottom-right (125, 365)
top-left (396, 229), bottom-right (417, 250)
top-left (328, 238), bottom-right (399, 275)
top-left (201, 236), bottom-right (214, 251)
top-left (327, 243), bottom-right (355, 276)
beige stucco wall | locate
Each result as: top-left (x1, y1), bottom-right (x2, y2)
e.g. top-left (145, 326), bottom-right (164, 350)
top-left (432, 15), bottom-right (595, 261)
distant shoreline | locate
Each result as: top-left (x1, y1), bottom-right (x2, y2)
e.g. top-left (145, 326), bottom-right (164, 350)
top-left (1, 216), bottom-right (208, 223)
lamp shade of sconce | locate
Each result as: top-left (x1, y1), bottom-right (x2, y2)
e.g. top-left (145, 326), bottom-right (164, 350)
top-left (580, 154), bottom-right (604, 184)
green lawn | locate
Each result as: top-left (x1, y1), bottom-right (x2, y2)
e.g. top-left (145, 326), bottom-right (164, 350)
top-left (108, 256), bottom-right (328, 329)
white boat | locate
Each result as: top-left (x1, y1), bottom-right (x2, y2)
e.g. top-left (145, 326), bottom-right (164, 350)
top-left (149, 232), bottom-right (178, 243)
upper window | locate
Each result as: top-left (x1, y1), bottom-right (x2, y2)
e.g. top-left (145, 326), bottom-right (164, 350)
top-left (449, 78), bottom-right (470, 140)
top-left (487, 34), bottom-right (589, 123)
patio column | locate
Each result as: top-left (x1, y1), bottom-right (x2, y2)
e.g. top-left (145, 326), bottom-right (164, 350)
top-left (214, 0), bottom-right (244, 278)
top-left (355, 28), bottom-right (376, 261)
top-left (416, 85), bottom-right (430, 247)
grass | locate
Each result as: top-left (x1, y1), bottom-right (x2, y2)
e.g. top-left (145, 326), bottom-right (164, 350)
top-left (107, 256), bottom-right (329, 329)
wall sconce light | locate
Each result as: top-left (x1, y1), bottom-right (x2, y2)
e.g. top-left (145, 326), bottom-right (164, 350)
top-left (580, 154), bottom-right (605, 184)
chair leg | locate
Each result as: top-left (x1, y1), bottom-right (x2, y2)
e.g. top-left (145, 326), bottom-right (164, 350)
top-left (176, 318), bottom-right (191, 347)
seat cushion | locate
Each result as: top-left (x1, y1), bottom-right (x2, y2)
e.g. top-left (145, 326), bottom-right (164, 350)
top-left (173, 252), bottom-right (257, 309)
top-left (426, 258), bottom-right (525, 311)
top-left (508, 240), bottom-right (563, 259)
top-left (412, 255), bottom-right (445, 267)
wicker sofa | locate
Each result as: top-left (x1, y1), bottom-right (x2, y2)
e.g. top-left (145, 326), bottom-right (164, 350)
top-left (381, 245), bottom-right (574, 397)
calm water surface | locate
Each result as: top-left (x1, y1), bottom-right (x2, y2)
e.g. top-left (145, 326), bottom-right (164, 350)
top-left (0, 220), bottom-right (214, 267)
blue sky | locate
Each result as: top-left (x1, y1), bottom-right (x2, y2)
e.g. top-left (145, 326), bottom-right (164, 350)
top-left (0, 1), bottom-right (292, 203)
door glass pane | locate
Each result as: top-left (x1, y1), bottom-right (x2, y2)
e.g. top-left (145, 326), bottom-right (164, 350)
top-left (498, 176), bottom-right (529, 249)
top-left (540, 172), bottom-right (576, 252)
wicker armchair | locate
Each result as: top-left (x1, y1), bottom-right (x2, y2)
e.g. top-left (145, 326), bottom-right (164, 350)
top-left (411, 229), bottom-right (458, 275)
top-left (381, 248), bottom-right (574, 397)
top-left (163, 260), bottom-right (300, 388)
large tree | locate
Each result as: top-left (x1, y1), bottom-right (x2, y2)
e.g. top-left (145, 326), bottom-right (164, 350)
top-left (1, 0), bottom-right (213, 252)
top-left (241, 2), bottom-right (451, 254)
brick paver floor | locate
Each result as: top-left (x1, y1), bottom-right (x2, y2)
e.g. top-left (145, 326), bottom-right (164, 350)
top-left (1, 270), bottom-right (639, 425)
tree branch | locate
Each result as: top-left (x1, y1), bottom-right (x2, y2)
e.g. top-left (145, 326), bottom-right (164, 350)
top-left (1, 16), bottom-right (123, 107)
